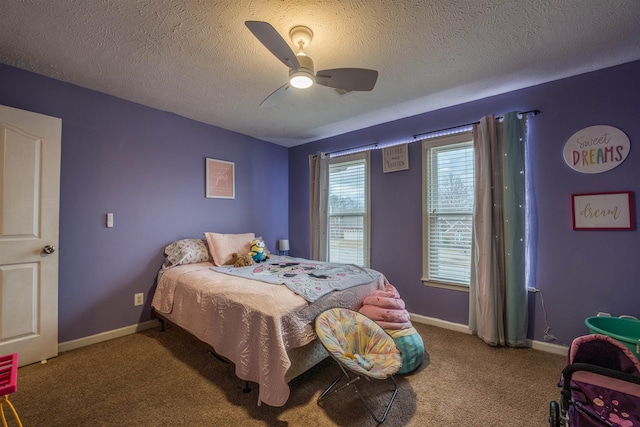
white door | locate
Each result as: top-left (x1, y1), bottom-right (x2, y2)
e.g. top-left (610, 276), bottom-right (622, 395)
top-left (0, 104), bottom-right (61, 366)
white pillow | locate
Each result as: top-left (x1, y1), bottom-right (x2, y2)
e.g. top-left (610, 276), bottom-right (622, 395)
top-left (163, 239), bottom-right (210, 267)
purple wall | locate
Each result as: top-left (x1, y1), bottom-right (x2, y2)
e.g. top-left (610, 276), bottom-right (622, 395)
top-left (2, 59), bottom-right (638, 346)
top-left (0, 64), bottom-right (289, 342)
top-left (289, 60), bottom-right (640, 345)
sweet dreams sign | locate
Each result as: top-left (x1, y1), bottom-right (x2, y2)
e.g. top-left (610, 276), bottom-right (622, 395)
top-left (563, 125), bottom-right (630, 174)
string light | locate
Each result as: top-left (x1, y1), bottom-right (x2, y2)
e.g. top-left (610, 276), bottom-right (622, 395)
top-left (329, 111), bottom-right (538, 158)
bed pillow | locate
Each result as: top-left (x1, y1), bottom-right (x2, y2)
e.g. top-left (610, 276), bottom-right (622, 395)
top-left (204, 232), bottom-right (255, 266)
top-left (163, 238), bottom-right (210, 267)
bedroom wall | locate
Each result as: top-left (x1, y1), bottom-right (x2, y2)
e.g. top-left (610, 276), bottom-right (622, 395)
top-left (0, 63), bottom-right (289, 343)
top-left (289, 60), bottom-right (640, 346)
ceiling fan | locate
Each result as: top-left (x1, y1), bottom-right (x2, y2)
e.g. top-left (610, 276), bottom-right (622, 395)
top-left (245, 21), bottom-right (379, 107)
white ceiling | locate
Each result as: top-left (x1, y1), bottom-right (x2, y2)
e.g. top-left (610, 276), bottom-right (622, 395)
top-left (2, 1), bottom-right (640, 147)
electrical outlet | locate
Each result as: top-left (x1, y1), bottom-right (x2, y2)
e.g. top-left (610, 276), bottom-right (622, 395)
top-left (134, 293), bottom-right (144, 306)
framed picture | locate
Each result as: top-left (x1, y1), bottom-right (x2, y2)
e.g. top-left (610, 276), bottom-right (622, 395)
top-left (383, 143), bottom-right (409, 173)
top-left (206, 158), bottom-right (235, 199)
top-left (571, 191), bottom-right (633, 230)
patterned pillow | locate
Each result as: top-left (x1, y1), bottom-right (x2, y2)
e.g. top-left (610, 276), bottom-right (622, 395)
top-left (163, 239), bottom-right (210, 267)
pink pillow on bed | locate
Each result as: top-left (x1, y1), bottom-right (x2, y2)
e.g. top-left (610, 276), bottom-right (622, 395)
top-left (204, 232), bottom-right (255, 266)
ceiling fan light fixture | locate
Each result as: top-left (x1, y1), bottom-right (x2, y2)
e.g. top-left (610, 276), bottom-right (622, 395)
top-left (288, 54), bottom-right (315, 89)
top-left (289, 70), bottom-right (314, 88)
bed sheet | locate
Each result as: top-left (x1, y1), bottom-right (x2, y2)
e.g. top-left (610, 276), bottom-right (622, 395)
top-left (151, 261), bottom-right (385, 407)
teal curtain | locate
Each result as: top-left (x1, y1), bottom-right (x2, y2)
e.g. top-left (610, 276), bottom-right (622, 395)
top-left (469, 112), bottom-right (528, 347)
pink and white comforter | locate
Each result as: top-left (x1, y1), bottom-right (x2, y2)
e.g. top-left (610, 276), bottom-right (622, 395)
top-left (151, 261), bottom-right (385, 407)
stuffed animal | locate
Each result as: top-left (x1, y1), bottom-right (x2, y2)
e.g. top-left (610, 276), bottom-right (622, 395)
top-left (224, 252), bottom-right (255, 268)
top-left (249, 239), bottom-right (268, 263)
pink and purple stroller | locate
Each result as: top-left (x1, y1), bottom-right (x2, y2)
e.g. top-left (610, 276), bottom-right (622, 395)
top-left (549, 334), bottom-right (640, 426)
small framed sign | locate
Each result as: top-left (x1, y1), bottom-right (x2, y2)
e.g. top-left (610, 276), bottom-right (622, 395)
top-left (206, 158), bottom-right (235, 199)
top-left (571, 191), bottom-right (633, 230)
top-left (383, 143), bottom-right (409, 173)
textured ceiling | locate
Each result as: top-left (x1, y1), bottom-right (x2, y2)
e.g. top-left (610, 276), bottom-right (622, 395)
top-left (2, 1), bottom-right (640, 147)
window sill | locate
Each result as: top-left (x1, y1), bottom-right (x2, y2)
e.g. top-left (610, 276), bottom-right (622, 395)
top-left (421, 279), bottom-right (470, 293)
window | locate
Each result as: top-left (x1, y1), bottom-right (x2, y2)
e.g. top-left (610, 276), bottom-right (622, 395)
top-left (328, 151), bottom-right (370, 267)
top-left (422, 132), bottom-right (474, 289)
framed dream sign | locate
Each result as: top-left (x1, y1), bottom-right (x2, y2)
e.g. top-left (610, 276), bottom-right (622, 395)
top-left (571, 191), bottom-right (633, 230)
top-left (206, 158), bottom-right (235, 199)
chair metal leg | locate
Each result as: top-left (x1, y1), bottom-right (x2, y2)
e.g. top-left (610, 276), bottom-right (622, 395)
top-left (353, 375), bottom-right (398, 424)
top-left (317, 370), bottom-right (362, 403)
top-left (317, 363), bottom-right (399, 424)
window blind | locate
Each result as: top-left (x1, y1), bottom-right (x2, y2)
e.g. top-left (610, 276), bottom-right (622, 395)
top-left (328, 158), bottom-right (367, 266)
top-left (427, 141), bottom-right (474, 285)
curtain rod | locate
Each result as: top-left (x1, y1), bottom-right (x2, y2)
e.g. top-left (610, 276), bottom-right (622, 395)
top-left (323, 109), bottom-right (540, 157)
top-left (411, 109), bottom-right (540, 140)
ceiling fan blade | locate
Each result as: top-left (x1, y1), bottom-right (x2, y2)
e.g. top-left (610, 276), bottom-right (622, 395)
top-left (245, 21), bottom-right (299, 69)
top-left (260, 83), bottom-right (292, 107)
top-left (315, 68), bottom-right (378, 92)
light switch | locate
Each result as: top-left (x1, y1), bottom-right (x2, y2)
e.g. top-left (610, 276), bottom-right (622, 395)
top-left (106, 213), bottom-right (114, 228)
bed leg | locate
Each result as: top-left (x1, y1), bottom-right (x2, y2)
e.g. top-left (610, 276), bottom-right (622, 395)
top-left (158, 317), bottom-right (167, 332)
top-left (243, 381), bottom-right (251, 393)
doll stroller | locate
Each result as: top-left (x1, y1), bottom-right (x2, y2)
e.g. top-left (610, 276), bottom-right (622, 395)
top-left (549, 334), bottom-right (640, 426)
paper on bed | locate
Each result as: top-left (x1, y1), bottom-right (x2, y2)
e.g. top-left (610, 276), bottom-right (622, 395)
top-left (211, 256), bottom-right (382, 302)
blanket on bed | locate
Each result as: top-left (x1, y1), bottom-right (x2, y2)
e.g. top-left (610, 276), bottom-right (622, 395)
top-left (151, 262), bottom-right (386, 407)
top-left (212, 256), bottom-right (382, 302)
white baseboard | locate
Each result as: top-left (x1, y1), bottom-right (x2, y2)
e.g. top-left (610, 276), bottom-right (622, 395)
top-left (528, 339), bottom-right (569, 356)
top-left (58, 319), bottom-right (161, 353)
top-left (410, 313), bottom-right (568, 356)
top-left (410, 313), bottom-right (472, 335)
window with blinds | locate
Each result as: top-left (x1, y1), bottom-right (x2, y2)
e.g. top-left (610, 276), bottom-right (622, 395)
top-left (328, 152), bottom-right (369, 267)
top-left (423, 132), bottom-right (474, 287)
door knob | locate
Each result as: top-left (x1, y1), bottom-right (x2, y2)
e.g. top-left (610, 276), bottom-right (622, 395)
top-left (42, 245), bottom-right (56, 254)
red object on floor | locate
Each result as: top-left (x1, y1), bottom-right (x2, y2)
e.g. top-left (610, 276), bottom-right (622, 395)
top-left (0, 353), bottom-right (22, 427)
top-left (0, 354), bottom-right (17, 396)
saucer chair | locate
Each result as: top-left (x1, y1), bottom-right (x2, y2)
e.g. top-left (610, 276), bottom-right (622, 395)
top-left (315, 308), bottom-right (402, 424)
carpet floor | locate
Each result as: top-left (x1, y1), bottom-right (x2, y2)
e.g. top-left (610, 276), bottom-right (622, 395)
top-left (10, 322), bottom-right (566, 426)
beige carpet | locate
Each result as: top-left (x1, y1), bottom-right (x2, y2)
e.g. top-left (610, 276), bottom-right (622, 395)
top-left (10, 323), bottom-right (565, 426)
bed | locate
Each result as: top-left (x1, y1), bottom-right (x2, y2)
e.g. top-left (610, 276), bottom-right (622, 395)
top-left (150, 234), bottom-right (386, 407)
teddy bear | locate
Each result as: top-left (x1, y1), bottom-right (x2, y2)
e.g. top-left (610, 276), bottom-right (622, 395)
top-left (224, 252), bottom-right (255, 268)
